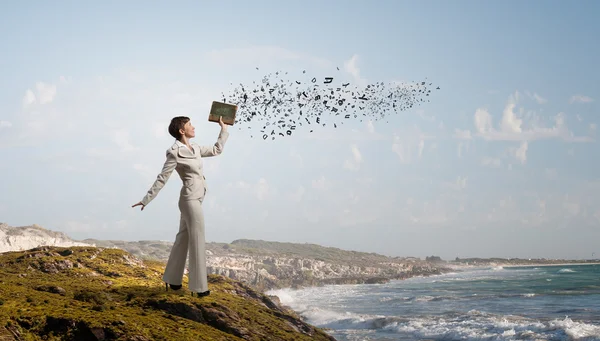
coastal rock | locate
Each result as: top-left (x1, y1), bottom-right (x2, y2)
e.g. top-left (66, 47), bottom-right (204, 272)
top-left (0, 223), bottom-right (450, 291)
top-left (0, 223), bottom-right (91, 253)
top-left (0, 246), bottom-right (336, 341)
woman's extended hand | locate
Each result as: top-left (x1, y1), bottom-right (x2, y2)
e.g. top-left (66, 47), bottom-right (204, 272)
top-left (131, 201), bottom-right (145, 211)
top-left (219, 116), bottom-right (227, 131)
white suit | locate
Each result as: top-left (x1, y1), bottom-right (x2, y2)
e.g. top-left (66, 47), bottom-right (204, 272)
top-left (140, 129), bottom-right (229, 292)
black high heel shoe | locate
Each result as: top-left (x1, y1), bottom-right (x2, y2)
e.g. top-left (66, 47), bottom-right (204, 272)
top-left (191, 290), bottom-right (210, 297)
top-left (165, 282), bottom-right (182, 291)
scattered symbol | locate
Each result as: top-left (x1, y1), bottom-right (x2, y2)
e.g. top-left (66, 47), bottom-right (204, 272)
top-left (220, 67), bottom-right (440, 141)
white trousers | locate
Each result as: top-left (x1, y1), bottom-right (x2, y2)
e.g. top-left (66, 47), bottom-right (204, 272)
top-left (162, 197), bottom-right (208, 293)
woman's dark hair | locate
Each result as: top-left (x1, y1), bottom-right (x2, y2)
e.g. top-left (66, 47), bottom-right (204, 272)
top-left (168, 116), bottom-right (190, 140)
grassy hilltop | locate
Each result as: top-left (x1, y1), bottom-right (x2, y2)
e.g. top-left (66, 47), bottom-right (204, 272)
top-left (0, 246), bottom-right (336, 341)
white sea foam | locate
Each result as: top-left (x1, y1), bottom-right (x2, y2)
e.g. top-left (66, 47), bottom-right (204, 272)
top-left (267, 266), bottom-right (600, 341)
top-left (558, 268), bottom-right (576, 273)
top-left (549, 317), bottom-right (600, 340)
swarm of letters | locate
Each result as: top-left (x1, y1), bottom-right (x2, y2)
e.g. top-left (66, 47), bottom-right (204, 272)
top-left (221, 68), bottom-right (440, 140)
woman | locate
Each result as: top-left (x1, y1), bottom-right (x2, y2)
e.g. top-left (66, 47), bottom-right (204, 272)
top-left (132, 116), bottom-right (229, 297)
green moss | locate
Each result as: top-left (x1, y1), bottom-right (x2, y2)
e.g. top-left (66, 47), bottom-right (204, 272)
top-left (0, 246), bottom-right (336, 341)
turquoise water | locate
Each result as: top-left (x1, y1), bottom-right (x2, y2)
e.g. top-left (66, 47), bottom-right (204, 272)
top-left (268, 264), bottom-right (600, 340)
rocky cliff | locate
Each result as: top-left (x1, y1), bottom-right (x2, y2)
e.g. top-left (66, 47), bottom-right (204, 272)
top-left (0, 224), bottom-right (451, 292)
top-left (0, 223), bottom-right (90, 253)
top-left (83, 238), bottom-right (451, 291)
top-left (0, 246), bottom-right (336, 341)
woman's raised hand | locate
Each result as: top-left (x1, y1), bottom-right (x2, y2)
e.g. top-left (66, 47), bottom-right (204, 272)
top-left (219, 116), bottom-right (227, 131)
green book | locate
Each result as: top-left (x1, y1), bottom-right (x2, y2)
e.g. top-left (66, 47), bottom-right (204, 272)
top-left (208, 101), bottom-right (238, 126)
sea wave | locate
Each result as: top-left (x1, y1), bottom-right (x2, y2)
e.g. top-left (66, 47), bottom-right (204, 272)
top-left (299, 307), bottom-right (600, 340)
top-left (377, 292), bottom-right (537, 303)
top-left (267, 265), bottom-right (600, 340)
top-left (559, 268), bottom-right (576, 273)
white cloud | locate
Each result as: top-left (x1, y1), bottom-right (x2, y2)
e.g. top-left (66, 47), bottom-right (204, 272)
top-left (533, 93), bottom-right (547, 104)
top-left (23, 89), bottom-right (36, 107)
top-left (454, 129), bottom-right (472, 140)
top-left (569, 95), bottom-right (594, 104)
top-left (343, 144), bottom-right (363, 171)
top-left (343, 54), bottom-right (367, 86)
top-left (500, 94), bottom-right (523, 133)
top-left (22, 82), bottom-right (58, 108)
top-left (464, 92), bottom-right (592, 142)
top-left (525, 91), bottom-right (547, 104)
top-left (391, 128), bottom-right (432, 164)
top-left (474, 108), bottom-right (493, 134)
top-left (351, 144), bottom-right (362, 162)
top-left (590, 123), bottom-right (597, 131)
top-left (0, 121), bottom-right (12, 129)
top-left (36, 82), bottom-right (57, 104)
top-left (510, 141), bottom-right (528, 164)
top-left (366, 120), bottom-right (375, 133)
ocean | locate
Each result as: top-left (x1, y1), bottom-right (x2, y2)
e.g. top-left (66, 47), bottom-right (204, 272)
top-left (267, 264), bottom-right (600, 340)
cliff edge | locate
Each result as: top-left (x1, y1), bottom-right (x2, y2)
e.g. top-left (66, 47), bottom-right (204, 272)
top-left (0, 246), bottom-right (336, 341)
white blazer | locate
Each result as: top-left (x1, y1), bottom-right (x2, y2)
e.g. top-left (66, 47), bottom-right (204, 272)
top-left (140, 129), bottom-right (229, 206)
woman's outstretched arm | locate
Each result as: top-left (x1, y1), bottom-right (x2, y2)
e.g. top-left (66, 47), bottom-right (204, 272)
top-left (199, 128), bottom-right (230, 157)
top-left (132, 150), bottom-right (177, 210)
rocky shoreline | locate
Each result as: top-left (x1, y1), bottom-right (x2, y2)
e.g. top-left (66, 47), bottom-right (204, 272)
top-left (83, 238), bottom-right (455, 292)
top-left (2, 224), bottom-right (454, 293)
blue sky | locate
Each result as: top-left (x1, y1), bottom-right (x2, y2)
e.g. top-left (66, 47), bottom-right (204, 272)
top-left (1, 1), bottom-right (599, 260)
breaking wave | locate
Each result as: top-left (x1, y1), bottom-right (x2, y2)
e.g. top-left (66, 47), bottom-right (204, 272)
top-left (292, 305), bottom-right (600, 340)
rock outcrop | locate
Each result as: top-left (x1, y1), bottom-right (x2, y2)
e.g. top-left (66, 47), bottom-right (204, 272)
top-left (0, 246), bottom-right (336, 341)
top-left (0, 223), bottom-right (90, 253)
top-left (84, 239), bottom-right (452, 291)
top-left (0, 224), bottom-right (451, 292)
